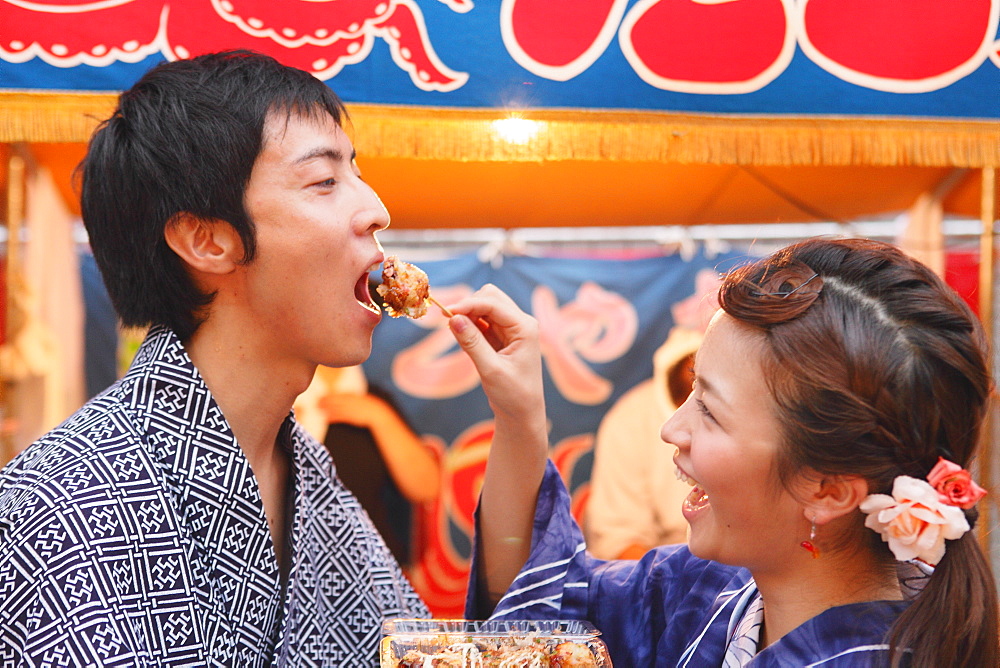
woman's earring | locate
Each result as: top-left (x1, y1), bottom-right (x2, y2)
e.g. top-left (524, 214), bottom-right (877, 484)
top-left (800, 519), bottom-right (820, 559)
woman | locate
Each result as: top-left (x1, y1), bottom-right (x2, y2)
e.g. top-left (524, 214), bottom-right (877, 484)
top-left (445, 237), bottom-right (998, 667)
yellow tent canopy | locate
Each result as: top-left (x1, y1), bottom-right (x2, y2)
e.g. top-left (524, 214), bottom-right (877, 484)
top-left (1, 92), bottom-right (997, 229)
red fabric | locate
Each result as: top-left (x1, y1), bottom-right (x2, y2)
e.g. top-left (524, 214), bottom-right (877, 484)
top-left (945, 249), bottom-right (980, 316)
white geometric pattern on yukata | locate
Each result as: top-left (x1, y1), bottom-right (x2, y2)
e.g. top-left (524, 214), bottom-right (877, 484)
top-left (0, 325), bottom-right (427, 667)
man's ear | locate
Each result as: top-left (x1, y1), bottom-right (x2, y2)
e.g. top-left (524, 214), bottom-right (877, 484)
top-left (164, 212), bottom-right (242, 275)
top-left (806, 474), bottom-right (870, 526)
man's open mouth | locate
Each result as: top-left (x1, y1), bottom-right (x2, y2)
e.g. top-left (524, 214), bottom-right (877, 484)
top-left (357, 264), bottom-right (381, 314)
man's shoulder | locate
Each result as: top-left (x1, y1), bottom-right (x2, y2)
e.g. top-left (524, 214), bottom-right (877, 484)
top-left (6, 388), bottom-right (145, 465)
top-left (595, 380), bottom-right (660, 450)
top-left (0, 393), bottom-right (160, 531)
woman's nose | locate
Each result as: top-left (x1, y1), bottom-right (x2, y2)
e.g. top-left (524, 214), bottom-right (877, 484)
top-left (661, 395), bottom-right (693, 450)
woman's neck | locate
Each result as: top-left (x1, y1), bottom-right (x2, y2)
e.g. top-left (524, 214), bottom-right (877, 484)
top-left (753, 551), bottom-right (903, 648)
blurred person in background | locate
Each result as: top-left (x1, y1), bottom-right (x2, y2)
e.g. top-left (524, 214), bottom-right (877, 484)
top-left (295, 363), bottom-right (440, 570)
top-left (585, 328), bottom-right (700, 558)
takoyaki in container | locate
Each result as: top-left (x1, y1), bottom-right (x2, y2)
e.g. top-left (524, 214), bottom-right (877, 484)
top-left (380, 618), bottom-right (613, 667)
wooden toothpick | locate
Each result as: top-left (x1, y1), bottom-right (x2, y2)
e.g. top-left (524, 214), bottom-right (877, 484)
top-left (427, 295), bottom-right (454, 318)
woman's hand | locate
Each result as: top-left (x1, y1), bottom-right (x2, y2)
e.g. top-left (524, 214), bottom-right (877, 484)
top-left (446, 284), bottom-right (544, 425)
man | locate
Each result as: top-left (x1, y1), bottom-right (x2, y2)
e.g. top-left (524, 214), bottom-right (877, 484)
top-left (0, 51), bottom-right (427, 666)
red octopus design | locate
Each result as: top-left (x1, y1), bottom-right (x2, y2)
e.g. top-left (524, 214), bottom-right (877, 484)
top-left (0, 0), bottom-right (470, 91)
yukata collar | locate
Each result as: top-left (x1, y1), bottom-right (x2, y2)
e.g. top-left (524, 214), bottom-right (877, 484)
top-left (751, 599), bottom-right (910, 667)
top-left (118, 325), bottom-right (284, 582)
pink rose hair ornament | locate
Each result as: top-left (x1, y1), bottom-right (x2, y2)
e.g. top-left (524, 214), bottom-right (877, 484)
top-left (926, 457), bottom-right (988, 509)
top-left (860, 458), bottom-right (987, 573)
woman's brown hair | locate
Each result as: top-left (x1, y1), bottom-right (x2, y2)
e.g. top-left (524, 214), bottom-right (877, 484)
top-left (719, 237), bottom-right (998, 667)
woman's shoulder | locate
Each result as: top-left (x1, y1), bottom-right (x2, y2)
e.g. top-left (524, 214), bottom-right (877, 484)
top-left (593, 544), bottom-right (751, 616)
top-left (585, 545), bottom-right (756, 666)
top-left (755, 599), bottom-right (910, 667)
top-left (632, 544), bottom-right (748, 587)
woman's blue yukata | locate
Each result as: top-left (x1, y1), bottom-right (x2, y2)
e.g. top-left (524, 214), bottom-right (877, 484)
top-left (466, 461), bottom-right (909, 667)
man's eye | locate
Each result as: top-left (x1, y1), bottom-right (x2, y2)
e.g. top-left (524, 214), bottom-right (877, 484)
top-left (316, 178), bottom-right (336, 187)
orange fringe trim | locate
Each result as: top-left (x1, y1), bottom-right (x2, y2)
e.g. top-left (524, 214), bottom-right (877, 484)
top-left (2, 90), bottom-right (999, 167)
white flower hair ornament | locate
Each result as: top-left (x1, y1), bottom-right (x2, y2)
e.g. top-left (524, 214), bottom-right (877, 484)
top-left (860, 458), bottom-right (987, 569)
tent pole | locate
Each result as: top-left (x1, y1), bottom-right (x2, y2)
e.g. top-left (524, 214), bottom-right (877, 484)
top-left (979, 166), bottom-right (996, 565)
top-left (2, 149), bottom-right (26, 464)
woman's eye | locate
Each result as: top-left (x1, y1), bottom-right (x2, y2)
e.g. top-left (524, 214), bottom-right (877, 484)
top-left (315, 178), bottom-right (336, 187)
top-left (696, 399), bottom-right (717, 424)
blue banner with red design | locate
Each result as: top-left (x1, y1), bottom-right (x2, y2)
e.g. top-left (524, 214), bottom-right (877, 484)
top-left (361, 248), bottom-right (744, 615)
top-left (2, 0), bottom-right (1000, 118)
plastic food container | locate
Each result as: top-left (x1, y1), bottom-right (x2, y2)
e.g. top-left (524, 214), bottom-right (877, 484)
top-left (380, 618), bottom-right (613, 667)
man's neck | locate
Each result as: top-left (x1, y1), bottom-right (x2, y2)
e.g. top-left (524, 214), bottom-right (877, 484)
top-left (182, 316), bottom-right (305, 571)
top-left (182, 316), bottom-right (314, 469)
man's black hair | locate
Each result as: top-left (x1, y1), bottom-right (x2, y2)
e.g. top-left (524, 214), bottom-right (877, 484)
top-left (80, 50), bottom-right (348, 340)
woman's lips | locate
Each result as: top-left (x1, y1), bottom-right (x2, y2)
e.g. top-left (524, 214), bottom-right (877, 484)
top-left (676, 466), bottom-right (710, 512)
top-left (683, 484), bottom-right (710, 512)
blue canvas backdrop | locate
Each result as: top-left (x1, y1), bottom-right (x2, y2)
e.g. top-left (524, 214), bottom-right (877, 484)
top-left (362, 248), bottom-right (749, 481)
top-left (3, 1), bottom-right (999, 119)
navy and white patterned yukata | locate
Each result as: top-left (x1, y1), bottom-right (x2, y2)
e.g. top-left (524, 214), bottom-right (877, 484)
top-left (467, 462), bottom-right (909, 667)
top-left (0, 325), bottom-right (428, 667)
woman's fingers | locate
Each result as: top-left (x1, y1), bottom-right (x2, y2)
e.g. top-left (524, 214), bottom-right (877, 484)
top-left (446, 285), bottom-right (542, 419)
top-left (447, 284), bottom-right (531, 352)
top-left (448, 313), bottom-right (491, 364)
top-left (448, 284), bottom-right (521, 326)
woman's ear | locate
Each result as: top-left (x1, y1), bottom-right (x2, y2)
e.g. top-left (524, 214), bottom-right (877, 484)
top-left (164, 212), bottom-right (242, 275)
top-left (807, 474), bottom-right (870, 526)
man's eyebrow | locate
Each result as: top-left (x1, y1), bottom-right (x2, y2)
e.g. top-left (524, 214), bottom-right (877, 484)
top-left (292, 147), bottom-right (349, 165)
